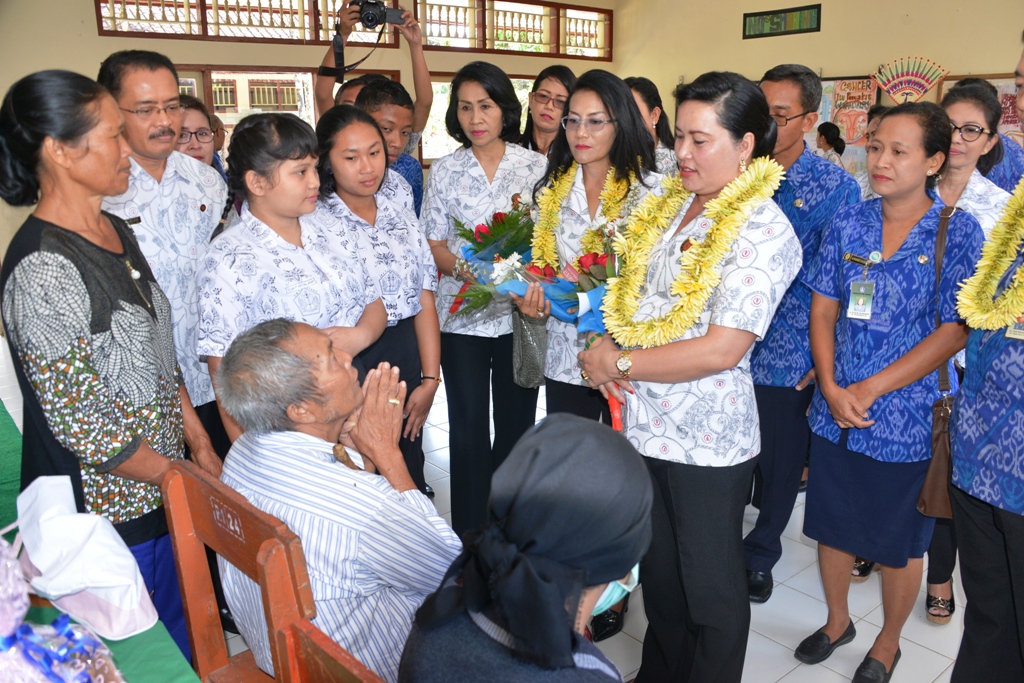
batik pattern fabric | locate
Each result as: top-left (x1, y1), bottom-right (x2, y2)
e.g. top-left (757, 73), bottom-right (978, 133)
top-left (955, 169), bottom-right (1011, 238)
top-left (654, 143), bottom-right (678, 176)
top-left (1, 215), bottom-right (184, 525)
top-left (751, 145), bottom-right (861, 387)
top-left (422, 143), bottom-right (547, 337)
top-left (102, 152), bottom-right (227, 406)
top-left (984, 133), bottom-right (1024, 194)
top-left (390, 152), bottom-right (424, 215)
top-left (952, 248), bottom-right (1024, 515)
top-left (378, 169), bottom-right (416, 216)
top-left (196, 203), bottom-right (379, 358)
top-left (321, 193), bottom-right (437, 325)
top-left (805, 197), bottom-right (984, 463)
top-left (624, 198), bottom-right (802, 467)
top-left (855, 170), bottom-right (879, 201)
top-left (544, 167), bottom-right (664, 385)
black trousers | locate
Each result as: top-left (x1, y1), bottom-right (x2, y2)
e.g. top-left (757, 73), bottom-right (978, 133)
top-left (636, 456), bottom-right (758, 683)
top-left (951, 485), bottom-right (1024, 682)
top-left (927, 518), bottom-right (957, 584)
top-left (358, 319), bottom-right (427, 493)
top-left (744, 384), bottom-right (813, 573)
top-left (440, 332), bottom-right (538, 535)
top-left (545, 378), bottom-right (611, 424)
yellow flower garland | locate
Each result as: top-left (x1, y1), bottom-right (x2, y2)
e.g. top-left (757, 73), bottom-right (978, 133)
top-left (957, 177), bottom-right (1024, 330)
top-left (532, 163), bottom-right (635, 270)
top-left (603, 156), bottom-right (785, 349)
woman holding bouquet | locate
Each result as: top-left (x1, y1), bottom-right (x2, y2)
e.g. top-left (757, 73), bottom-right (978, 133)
top-left (423, 62), bottom-right (547, 534)
top-left (515, 69), bottom-right (660, 426)
top-left (578, 72), bottom-right (801, 682)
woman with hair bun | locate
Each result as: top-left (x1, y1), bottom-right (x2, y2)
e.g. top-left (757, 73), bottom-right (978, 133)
top-left (0, 69), bottom-right (218, 659)
top-left (816, 121), bottom-right (846, 168)
top-left (625, 76), bottom-right (677, 175)
top-left (578, 71), bottom-right (801, 682)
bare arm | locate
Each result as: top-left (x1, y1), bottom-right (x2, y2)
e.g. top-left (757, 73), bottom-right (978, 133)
top-left (205, 356), bottom-right (244, 443)
top-left (395, 7), bottom-right (432, 133)
top-left (109, 442), bottom-right (173, 486)
top-left (178, 384), bottom-right (223, 477)
top-left (404, 291), bottom-right (441, 440)
top-left (326, 298), bottom-right (388, 357)
top-left (314, 4), bottom-right (361, 118)
top-left (429, 239), bottom-right (457, 277)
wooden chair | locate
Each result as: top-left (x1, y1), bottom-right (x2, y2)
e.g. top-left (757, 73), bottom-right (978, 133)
top-left (163, 460), bottom-right (316, 682)
top-left (277, 620), bottom-right (387, 683)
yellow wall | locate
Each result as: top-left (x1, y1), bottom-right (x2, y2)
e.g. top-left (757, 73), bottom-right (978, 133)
top-left (616, 0), bottom-right (1024, 109)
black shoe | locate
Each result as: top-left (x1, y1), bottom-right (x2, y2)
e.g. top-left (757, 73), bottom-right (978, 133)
top-left (794, 620), bottom-right (856, 664)
top-left (591, 594), bottom-right (629, 642)
top-left (747, 570), bottom-right (773, 603)
top-left (852, 648), bottom-right (900, 683)
top-left (424, 484), bottom-right (435, 498)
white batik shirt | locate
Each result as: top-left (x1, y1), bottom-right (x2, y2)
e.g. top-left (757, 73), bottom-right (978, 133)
top-left (196, 203), bottom-right (379, 358)
top-left (545, 167), bottom-right (665, 385)
top-left (654, 143), bottom-right (678, 176)
top-left (953, 169), bottom-right (1010, 238)
top-left (422, 143), bottom-right (547, 337)
top-left (625, 198), bottom-right (802, 467)
top-left (855, 169), bottom-right (879, 201)
top-left (378, 169), bottom-right (416, 216)
top-left (102, 152), bottom-right (227, 406)
top-left (321, 193), bottom-right (437, 325)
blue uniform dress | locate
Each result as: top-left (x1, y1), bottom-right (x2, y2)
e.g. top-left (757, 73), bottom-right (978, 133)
top-left (744, 146), bottom-right (861, 574)
top-left (950, 248), bottom-right (1024, 680)
top-left (391, 152), bottom-right (424, 215)
top-left (803, 197), bottom-right (983, 567)
top-left (984, 133), bottom-right (1024, 194)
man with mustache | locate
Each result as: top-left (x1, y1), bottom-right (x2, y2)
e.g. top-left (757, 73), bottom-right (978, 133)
top-left (97, 49), bottom-right (232, 626)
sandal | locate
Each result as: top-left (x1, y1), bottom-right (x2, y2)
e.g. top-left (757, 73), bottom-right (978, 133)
top-left (851, 557), bottom-right (880, 583)
top-left (926, 580), bottom-right (955, 625)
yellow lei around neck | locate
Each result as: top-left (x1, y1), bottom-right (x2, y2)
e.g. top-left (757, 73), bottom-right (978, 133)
top-left (532, 163), bottom-right (635, 270)
top-left (604, 156), bottom-right (785, 349)
top-left (957, 177), bottom-right (1024, 330)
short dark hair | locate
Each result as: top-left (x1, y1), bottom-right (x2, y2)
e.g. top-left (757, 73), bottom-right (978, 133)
top-left (879, 102), bottom-right (951, 189)
top-left (866, 104), bottom-right (890, 125)
top-left (445, 62), bottom-right (522, 147)
top-left (316, 104), bottom-right (389, 199)
top-left (625, 76), bottom-right (674, 150)
top-left (226, 113), bottom-right (318, 200)
top-left (178, 94), bottom-right (212, 127)
top-left (951, 77), bottom-right (999, 99)
top-left (535, 69), bottom-right (656, 202)
top-left (521, 65), bottom-right (576, 150)
top-left (817, 121), bottom-right (845, 156)
top-left (97, 50), bottom-right (179, 101)
top-left (760, 64), bottom-right (822, 116)
top-left (335, 73), bottom-right (390, 105)
top-left (354, 78), bottom-right (414, 114)
top-left (941, 83), bottom-right (1005, 174)
top-left (674, 71), bottom-right (778, 160)
top-left (0, 70), bottom-right (108, 207)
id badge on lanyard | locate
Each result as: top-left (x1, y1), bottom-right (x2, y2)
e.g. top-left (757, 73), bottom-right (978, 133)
top-left (844, 251), bottom-right (882, 321)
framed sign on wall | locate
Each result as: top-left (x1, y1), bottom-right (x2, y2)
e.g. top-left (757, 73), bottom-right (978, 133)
top-left (743, 4), bottom-right (821, 40)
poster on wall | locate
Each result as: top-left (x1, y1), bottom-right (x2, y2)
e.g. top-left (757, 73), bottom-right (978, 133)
top-left (803, 77), bottom-right (880, 176)
top-left (938, 74), bottom-right (1024, 149)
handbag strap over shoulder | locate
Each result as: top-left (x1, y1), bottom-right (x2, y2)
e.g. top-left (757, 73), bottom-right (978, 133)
top-left (935, 206), bottom-right (957, 394)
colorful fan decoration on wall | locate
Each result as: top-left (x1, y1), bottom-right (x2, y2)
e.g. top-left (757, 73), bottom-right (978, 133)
top-left (871, 57), bottom-right (949, 103)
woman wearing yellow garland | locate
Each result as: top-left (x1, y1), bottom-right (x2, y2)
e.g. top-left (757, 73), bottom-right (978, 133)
top-left (513, 69), bottom-right (661, 426)
top-left (578, 72), bottom-right (801, 682)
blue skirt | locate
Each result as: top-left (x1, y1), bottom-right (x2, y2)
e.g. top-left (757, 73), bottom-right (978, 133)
top-left (804, 432), bottom-right (935, 568)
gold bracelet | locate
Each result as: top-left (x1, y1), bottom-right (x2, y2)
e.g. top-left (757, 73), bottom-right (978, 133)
top-left (421, 375), bottom-right (442, 384)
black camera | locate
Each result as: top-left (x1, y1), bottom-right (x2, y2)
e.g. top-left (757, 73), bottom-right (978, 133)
top-left (349, 0), bottom-right (404, 30)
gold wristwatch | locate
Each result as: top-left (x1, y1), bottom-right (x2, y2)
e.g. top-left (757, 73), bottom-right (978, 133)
top-left (616, 349), bottom-right (632, 379)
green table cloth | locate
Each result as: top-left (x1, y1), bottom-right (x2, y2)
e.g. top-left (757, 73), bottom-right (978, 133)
top-left (24, 606), bottom-right (199, 683)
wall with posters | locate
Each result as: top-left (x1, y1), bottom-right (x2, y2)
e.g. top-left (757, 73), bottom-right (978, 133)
top-left (940, 75), bottom-right (1024, 148)
top-left (803, 77), bottom-right (879, 176)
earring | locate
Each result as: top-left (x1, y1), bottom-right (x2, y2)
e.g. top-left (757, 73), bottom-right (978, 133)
top-left (926, 170), bottom-right (934, 176)
top-left (739, 158), bottom-right (747, 173)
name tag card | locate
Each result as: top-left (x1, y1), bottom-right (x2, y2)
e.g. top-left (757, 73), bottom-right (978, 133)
top-left (848, 281), bottom-right (874, 320)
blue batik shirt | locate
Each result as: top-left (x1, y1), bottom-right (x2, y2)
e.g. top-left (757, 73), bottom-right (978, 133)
top-left (751, 144), bottom-right (861, 387)
top-left (391, 152), bottom-right (424, 215)
top-left (984, 133), bottom-right (1024, 194)
top-left (805, 197), bottom-right (984, 463)
top-left (952, 247), bottom-right (1024, 515)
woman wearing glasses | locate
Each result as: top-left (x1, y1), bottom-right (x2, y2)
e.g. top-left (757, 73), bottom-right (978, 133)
top-left (176, 94), bottom-right (217, 167)
top-left (521, 66), bottom-right (576, 157)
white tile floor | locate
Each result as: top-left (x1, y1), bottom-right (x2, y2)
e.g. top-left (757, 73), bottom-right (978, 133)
top-left (225, 384), bottom-right (965, 682)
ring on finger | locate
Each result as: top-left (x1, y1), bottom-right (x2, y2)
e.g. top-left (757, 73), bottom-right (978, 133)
top-left (388, 398), bottom-right (401, 406)
top-left (581, 370), bottom-right (590, 381)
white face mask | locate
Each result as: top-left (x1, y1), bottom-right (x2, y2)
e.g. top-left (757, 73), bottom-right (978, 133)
top-left (591, 563), bottom-right (640, 615)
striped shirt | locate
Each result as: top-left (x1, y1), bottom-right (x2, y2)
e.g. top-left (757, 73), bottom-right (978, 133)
top-left (218, 430), bottom-right (461, 682)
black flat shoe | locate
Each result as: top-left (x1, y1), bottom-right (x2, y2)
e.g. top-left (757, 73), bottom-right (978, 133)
top-left (794, 620), bottom-right (856, 664)
top-left (591, 594), bottom-right (629, 642)
top-left (747, 570), bottom-right (773, 603)
top-left (852, 648), bottom-right (900, 683)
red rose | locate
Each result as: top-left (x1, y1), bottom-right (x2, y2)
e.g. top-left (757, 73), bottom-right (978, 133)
top-left (474, 224), bottom-right (491, 242)
top-left (525, 264), bottom-right (544, 277)
top-left (492, 212), bottom-right (507, 223)
top-left (578, 252), bottom-right (602, 272)
top-left (543, 265), bottom-right (556, 278)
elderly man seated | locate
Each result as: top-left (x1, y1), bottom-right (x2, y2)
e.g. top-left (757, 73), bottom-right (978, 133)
top-left (214, 318), bottom-right (461, 682)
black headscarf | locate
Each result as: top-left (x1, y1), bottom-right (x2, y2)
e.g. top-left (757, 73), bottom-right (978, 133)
top-left (414, 414), bottom-right (653, 669)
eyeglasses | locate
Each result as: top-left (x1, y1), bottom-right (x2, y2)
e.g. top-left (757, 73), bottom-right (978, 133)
top-left (120, 103), bottom-right (182, 120)
top-left (771, 111), bottom-right (810, 127)
top-left (532, 92), bottom-right (567, 110)
top-left (178, 129), bottom-right (215, 144)
top-left (561, 116), bottom-right (617, 132)
top-left (950, 122), bottom-right (993, 142)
